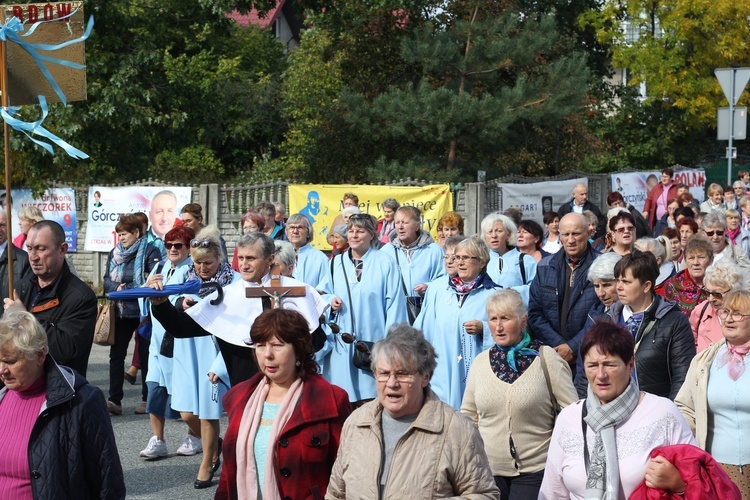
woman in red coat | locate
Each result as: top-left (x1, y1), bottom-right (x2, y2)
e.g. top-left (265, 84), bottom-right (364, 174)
top-left (216, 309), bottom-right (351, 500)
top-left (642, 168), bottom-right (678, 230)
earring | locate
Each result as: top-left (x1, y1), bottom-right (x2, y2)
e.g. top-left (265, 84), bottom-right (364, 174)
top-left (295, 360), bottom-right (301, 367)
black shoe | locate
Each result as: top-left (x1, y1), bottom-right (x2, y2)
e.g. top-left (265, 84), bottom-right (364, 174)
top-left (124, 371), bottom-right (137, 385)
top-left (212, 438), bottom-right (223, 474)
top-left (193, 471), bottom-right (215, 489)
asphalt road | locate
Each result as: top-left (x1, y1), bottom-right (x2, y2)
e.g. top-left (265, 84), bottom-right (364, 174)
top-left (88, 343), bottom-right (229, 499)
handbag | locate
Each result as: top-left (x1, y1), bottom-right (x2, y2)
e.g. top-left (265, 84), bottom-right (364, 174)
top-left (393, 249), bottom-right (422, 324)
top-left (94, 300), bottom-right (116, 346)
top-left (160, 331), bottom-right (175, 358)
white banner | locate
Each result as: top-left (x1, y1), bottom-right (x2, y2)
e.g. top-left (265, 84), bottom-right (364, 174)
top-left (610, 169), bottom-right (706, 212)
top-left (499, 177), bottom-right (588, 226)
top-left (85, 186), bottom-right (192, 252)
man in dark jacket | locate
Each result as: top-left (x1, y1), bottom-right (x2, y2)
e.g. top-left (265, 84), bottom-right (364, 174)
top-left (0, 210), bottom-right (31, 315)
top-left (3, 220), bottom-right (97, 376)
top-left (557, 182), bottom-right (606, 238)
top-left (528, 213), bottom-right (601, 368)
top-left (574, 250), bottom-right (695, 398)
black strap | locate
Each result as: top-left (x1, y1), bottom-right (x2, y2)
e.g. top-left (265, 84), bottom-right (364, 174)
top-left (519, 252), bottom-right (527, 285)
top-left (332, 253), bottom-right (357, 335)
top-left (392, 248), bottom-right (411, 297)
top-left (696, 301), bottom-right (710, 339)
top-left (581, 402), bottom-right (589, 474)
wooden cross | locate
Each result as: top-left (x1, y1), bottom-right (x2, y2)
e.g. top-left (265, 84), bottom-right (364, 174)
top-left (245, 264), bottom-right (306, 309)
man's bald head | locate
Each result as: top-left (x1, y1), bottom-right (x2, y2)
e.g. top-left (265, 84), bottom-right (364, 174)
top-left (559, 213), bottom-right (589, 260)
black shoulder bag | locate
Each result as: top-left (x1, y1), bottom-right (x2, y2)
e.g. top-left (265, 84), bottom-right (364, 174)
top-left (393, 249), bottom-right (423, 324)
top-left (332, 254), bottom-right (374, 371)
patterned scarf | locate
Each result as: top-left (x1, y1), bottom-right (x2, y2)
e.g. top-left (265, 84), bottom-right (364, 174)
top-left (449, 274), bottom-right (481, 294)
top-left (108, 236), bottom-right (149, 288)
top-left (489, 333), bottom-right (541, 383)
top-left (186, 261), bottom-right (235, 298)
top-left (584, 377), bottom-right (640, 500)
top-left (716, 340), bottom-right (750, 381)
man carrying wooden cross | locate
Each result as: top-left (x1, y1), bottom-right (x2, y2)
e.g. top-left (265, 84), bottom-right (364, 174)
top-left (150, 232), bottom-right (328, 386)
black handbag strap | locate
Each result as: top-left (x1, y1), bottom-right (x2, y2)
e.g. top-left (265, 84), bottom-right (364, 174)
top-left (392, 248), bottom-right (411, 297)
top-left (539, 347), bottom-right (560, 416)
top-left (582, 402), bottom-right (589, 473)
top-left (696, 301), bottom-right (710, 338)
top-left (333, 253), bottom-right (357, 335)
top-left (519, 252), bottom-right (527, 285)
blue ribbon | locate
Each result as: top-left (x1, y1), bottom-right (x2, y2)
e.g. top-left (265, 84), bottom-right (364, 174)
top-left (1, 95), bottom-right (88, 159)
top-left (0, 12), bottom-right (93, 158)
top-left (0, 12), bottom-right (94, 106)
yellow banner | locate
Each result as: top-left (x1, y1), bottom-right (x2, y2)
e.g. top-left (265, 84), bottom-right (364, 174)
top-left (289, 184), bottom-right (454, 250)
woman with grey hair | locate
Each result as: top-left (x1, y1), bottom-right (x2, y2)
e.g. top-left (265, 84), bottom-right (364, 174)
top-left (0, 311), bottom-right (126, 497)
top-left (689, 260), bottom-right (750, 352)
top-left (701, 210), bottom-right (750, 269)
top-left (377, 198), bottom-right (400, 243)
top-left (273, 240), bottom-right (296, 277)
top-left (634, 236), bottom-right (676, 293)
top-left (414, 235), bottom-right (500, 409)
top-left (284, 213), bottom-right (328, 290)
top-left (327, 323), bottom-right (499, 499)
top-left (322, 214), bottom-right (407, 404)
top-left (480, 212), bottom-right (536, 303)
top-left (462, 290), bottom-right (576, 500)
top-left (573, 252), bottom-right (624, 396)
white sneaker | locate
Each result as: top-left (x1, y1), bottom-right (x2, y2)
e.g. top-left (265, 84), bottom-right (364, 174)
top-left (139, 436), bottom-right (168, 460)
top-left (176, 434), bottom-right (203, 456)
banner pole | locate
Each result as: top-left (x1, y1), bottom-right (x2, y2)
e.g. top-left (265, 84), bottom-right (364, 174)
top-left (0, 9), bottom-right (16, 297)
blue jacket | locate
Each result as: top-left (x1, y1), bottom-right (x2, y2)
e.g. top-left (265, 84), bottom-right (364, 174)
top-left (528, 246), bottom-right (600, 355)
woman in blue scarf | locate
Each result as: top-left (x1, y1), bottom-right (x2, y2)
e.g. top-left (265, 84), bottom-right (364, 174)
top-left (103, 213), bottom-right (161, 415)
top-left (461, 289), bottom-right (577, 500)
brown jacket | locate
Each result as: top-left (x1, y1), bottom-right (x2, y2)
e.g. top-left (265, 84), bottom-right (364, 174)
top-left (326, 389), bottom-right (499, 500)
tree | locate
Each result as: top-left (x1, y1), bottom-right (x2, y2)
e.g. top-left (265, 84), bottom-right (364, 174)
top-left (580, 0), bottom-right (750, 129)
top-left (340, 7), bottom-right (590, 180)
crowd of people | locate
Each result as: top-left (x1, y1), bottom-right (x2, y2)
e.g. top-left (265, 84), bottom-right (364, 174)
top-left (1, 172), bottom-right (750, 499)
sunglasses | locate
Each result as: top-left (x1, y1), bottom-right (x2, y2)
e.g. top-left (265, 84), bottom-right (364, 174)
top-left (164, 242), bottom-right (185, 250)
top-left (701, 287), bottom-right (730, 300)
top-left (348, 214), bottom-right (370, 222)
top-left (613, 226), bottom-right (635, 234)
top-left (190, 239), bottom-right (212, 248)
top-left (327, 322), bottom-right (369, 352)
top-left (703, 230), bottom-right (725, 237)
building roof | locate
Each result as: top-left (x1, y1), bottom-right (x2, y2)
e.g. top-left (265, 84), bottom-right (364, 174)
top-left (227, 1), bottom-right (285, 29)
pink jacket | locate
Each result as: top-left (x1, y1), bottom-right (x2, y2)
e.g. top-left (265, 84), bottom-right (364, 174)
top-left (629, 444), bottom-right (740, 500)
top-left (689, 301), bottom-right (723, 353)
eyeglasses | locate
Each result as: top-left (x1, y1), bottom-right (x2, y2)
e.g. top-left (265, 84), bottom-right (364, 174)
top-left (348, 214), bottom-right (370, 222)
top-left (454, 255), bottom-right (479, 262)
top-left (248, 342), bottom-right (287, 352)
top-left (613, 226), bottom-right (635, 234)
top-left (191, 239), bottom-right (212, 248)
top-left (375, 370), bottom-right (416, 383)
top-left (704, 230), bottom-right (725, 237)
top-left (287, 225), bottom-right (306, 232)
top-left (164, 242), bottom-right (185, 250)
top-left (718, 309), bottom-right (750, 322)
top-left (701, 287), bottom-right (730, 300)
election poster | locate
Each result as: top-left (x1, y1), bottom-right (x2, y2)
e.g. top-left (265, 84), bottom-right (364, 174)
top-left (9, 188), bottom-right (78, 251)
top-left (85, 186), bottom-right (192, 252)
top-left (288, 184), bottom-right (453, 251)
top-left (610, 169), bottom-right (706, 212)
top-left (498, 178), bottom-right (588, 227)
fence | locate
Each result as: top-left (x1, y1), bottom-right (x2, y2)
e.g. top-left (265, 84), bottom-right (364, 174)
top-left (56, 172), bottom-right (650, 287)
